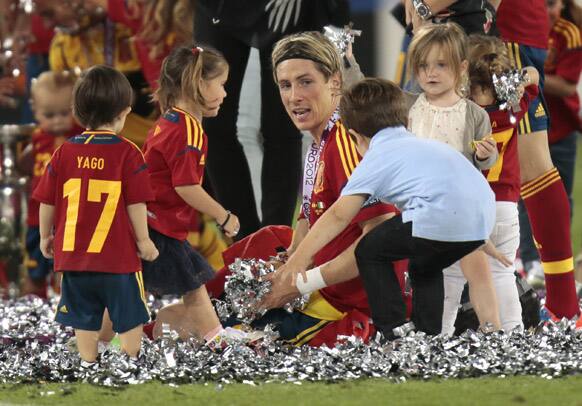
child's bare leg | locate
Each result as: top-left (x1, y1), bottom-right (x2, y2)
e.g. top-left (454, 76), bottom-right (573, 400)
top-left (98, 309), bottom-right (115, 342)
top-left (183, 286), bottom-right (221, 339)
top-left (119, 325), bottom-right (143, 357)
top-left (75, 329), bottom-right (99, 363)
top-left (153, 303), bottom-right (188, 340)
top-left (460, 250), bottom-right (501, 330)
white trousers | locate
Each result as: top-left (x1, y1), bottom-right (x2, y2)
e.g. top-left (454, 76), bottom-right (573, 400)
top-left (442, 201), bottom-right (522, 335)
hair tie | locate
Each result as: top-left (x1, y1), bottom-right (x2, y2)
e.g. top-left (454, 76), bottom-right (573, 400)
top-left (192, 46), bottom-right (204, 55)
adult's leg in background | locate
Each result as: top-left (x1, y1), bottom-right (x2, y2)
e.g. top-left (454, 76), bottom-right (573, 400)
top-left (195, 14), bottom-right (261, 238)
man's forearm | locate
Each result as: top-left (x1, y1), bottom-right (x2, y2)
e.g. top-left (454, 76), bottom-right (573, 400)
top-left (315, 213), bottom-right (394, 286)
top-left (544, 75), bottom-right (578, 97)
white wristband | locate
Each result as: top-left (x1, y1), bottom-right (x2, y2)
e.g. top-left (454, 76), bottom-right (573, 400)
top-left (295, 267), bottom-right (327, 295)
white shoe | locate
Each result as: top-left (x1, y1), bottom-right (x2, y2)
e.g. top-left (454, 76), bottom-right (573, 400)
top-left (525, 260), bottom-right (545, 289)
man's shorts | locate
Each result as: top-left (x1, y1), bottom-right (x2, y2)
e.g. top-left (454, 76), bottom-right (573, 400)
top-left (505, 42), bottom-right (549, 134)
top-left (25, 226), bottom-right (53, 280)
top-left (55, 271), bottom-right (149, 333)
top-left (250, 308), bottom-right (331, 346)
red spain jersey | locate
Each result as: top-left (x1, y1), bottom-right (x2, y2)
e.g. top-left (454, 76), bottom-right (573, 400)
top-left (27, 125), bottom-right (83, 226)
top-left (497, 0), bottom-right (549, 49)
top-left (143, 107), bottom-right (208, 241)
top-left (302, 120), bottom-right (398, 314)
top-left (481, 85), bottom-right (538, 202)
top-left (107, 0), bottom-right (172, 90)
top-left (33, 130), bottom-right (154, 273)
top-left (545, 18), bottom-right (582, 143)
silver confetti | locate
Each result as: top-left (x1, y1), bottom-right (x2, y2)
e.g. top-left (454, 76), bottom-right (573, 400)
top-left (323, 25), bottom-right (362, 58)
top-left (223, 256), bottom-right (308, 324)
top-left (0, 296), bottom-right (581, 386)
top-left (492, 69), bottom-right (528, 124)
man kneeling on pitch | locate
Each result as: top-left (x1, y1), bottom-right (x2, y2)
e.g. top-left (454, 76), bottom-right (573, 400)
top-left (272, 78), bottom-right (496, 337)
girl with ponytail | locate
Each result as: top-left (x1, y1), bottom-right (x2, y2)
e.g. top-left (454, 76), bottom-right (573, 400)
top-left (140, 45), bottom-right (242, 348)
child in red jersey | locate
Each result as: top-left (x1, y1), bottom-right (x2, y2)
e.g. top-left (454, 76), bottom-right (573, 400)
top-left (142, 45), bottom-right (240, 347)
top-left (442, 35), bottom-right (541, 334)
top-left (21, 71), bottom-right (83, 298)
top-left (34, 65), bottom-right (158, 366)
top-left (85, 0), bottom-right (193, 91)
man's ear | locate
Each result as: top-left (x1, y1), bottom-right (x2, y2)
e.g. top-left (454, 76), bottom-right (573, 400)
top-left (329, 71), bottom-right (342, 92)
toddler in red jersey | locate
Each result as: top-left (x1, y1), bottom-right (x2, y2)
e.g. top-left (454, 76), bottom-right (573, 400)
top-left (21, 71), bottom-right (83, 298)
top-left (442, 35), bottom-right (541, 334)
top-left (141, 45), bottom-right (241, 348)
top-left (34, 65), bottom-right (158, 367)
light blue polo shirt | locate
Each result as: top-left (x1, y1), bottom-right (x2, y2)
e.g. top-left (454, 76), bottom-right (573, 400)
top-left (341, 126), bottom-right (495, 242)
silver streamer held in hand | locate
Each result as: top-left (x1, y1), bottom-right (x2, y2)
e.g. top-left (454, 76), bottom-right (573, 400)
top-left (492, 69), bottom-right (529, 124)
top-left (1, 296), bottom-right (582, 386)
top-left (224, 255), bottom-right (308, 324)
top-left (323, 24), bottom-right (362, 57)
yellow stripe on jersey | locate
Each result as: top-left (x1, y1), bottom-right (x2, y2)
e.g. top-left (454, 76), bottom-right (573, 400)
top-left (191, 116), bottom-right (204, 150)
top-left (193, 116), bottom-right (201, 149)
top-left (555, 19), bottom-right (581, 48)
top-left (121, 136), bottom-right (146, 159)
top-left (339, 125), bottom-right (357, 172)
top-left (185, 113), bottom-right (193, 146)
top-left (197, 119), bottom-right (204, 150)
top-left (335, 130), bottom-right (352, 178)
top-left (84, 134), bottom-right (96, 144)
top-left (342, 124), bottom-right (361, 166)
top-left (542, 257), bottom-right (574, 275)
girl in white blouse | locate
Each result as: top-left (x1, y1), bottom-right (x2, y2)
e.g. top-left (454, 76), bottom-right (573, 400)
top-left (406, 22), bottom-right (502, 333)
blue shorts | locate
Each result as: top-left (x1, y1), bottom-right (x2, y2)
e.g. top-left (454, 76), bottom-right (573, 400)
top-left (55, 271), bottom-right (149, 333)
top-left (505, 42), bottom-right (549, 134)
top-left (25, 226), bottom-right (53, 280)
top-left (243, 309), bottom-right (331, 346)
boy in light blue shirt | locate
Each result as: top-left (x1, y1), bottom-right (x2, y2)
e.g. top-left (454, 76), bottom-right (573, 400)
top-left (278, 78), bottom-right (496, 337)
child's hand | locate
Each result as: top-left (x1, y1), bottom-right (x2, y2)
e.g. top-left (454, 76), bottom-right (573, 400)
top-left (40, 235), bottom-right (54, 259)
top-left (137, 239), bottom-right (159, 262)
top-left (222, 213), bottom-right (240, 238)
top-left (474, 137), bottom-right (497, 160)
top-left (480, 240), bottom-right (512, 267)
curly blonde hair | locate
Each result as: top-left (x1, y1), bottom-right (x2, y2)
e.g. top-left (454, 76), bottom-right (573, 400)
top-left (128, 0), bottom-right (194, 60)
top-left (467, 34), bottom-right (512, 94)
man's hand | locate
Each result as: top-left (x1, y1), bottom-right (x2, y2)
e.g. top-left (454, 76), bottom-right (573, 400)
top-left (259, 266), bottom-right (302, 310)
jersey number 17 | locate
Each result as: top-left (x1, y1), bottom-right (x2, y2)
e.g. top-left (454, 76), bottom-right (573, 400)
top-left (62, 178), bottom-right (121, 253)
